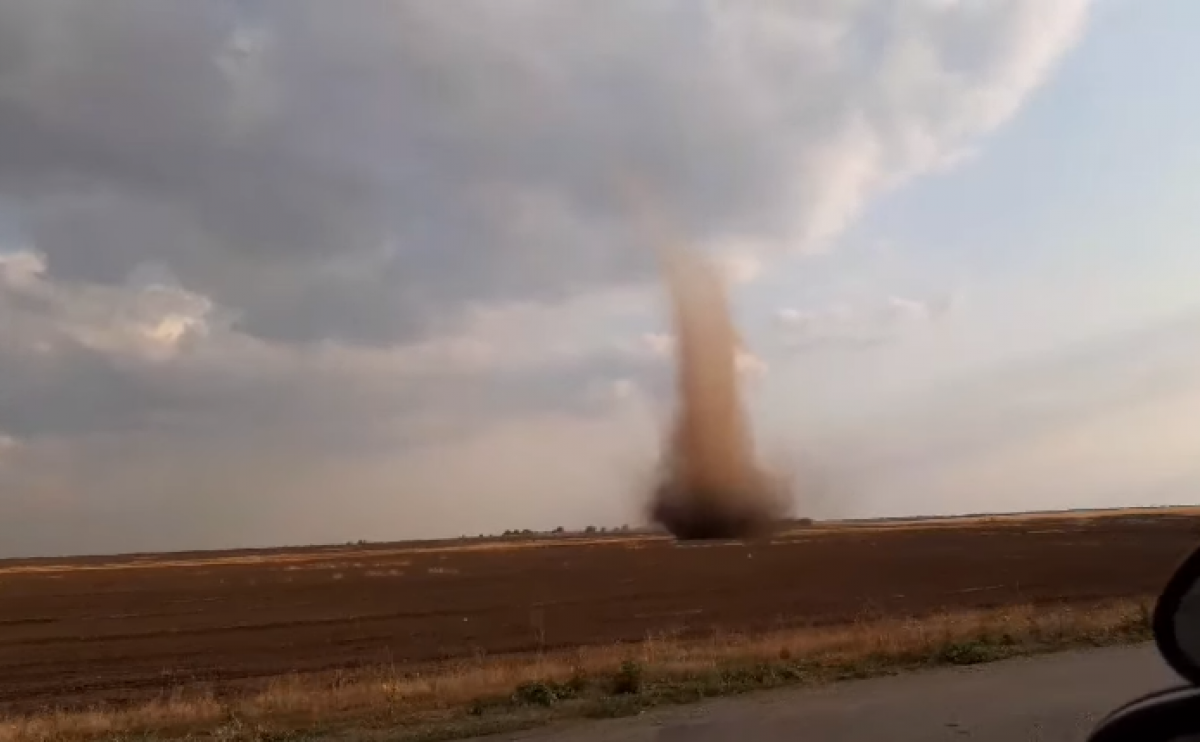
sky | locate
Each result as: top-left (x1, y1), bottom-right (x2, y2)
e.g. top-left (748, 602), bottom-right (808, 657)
top-left (1, 0), bottom-right (1199, 557)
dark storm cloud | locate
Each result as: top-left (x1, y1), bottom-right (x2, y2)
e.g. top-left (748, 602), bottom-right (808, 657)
top-left (0, 1), bottom-right (668, 343)
top-left (0, 0), bottom-right (1074, 346)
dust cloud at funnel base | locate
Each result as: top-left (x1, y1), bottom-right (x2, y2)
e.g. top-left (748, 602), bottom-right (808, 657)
top-left (649, 240), bottom-right (790, 540)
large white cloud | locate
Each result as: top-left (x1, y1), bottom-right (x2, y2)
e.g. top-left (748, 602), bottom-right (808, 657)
top-left (0, 0), bottom-right (1096, 555)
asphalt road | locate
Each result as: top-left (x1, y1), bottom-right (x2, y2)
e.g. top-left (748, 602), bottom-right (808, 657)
top-left (499, 644), bottom-right (1182, 742)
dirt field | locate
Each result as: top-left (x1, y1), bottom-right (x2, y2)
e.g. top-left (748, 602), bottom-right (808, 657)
top-left (0, 511), bottom-right (1196, 714)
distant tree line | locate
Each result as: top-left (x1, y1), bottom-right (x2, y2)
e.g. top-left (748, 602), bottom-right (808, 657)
top-left (492, 524), bottom-right (633, 538)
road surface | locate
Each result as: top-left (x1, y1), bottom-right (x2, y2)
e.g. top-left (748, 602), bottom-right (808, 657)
top-left (499, 644), bottom-right (1181, 742)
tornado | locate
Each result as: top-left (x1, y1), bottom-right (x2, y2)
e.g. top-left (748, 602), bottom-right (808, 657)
top-left (649, 237), bottom-right (789, 540)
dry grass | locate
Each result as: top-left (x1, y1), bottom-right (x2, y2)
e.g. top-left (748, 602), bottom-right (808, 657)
top-left (0, 597), bottom-right (1154, 742)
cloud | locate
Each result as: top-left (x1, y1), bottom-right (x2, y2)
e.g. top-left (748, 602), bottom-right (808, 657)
top-left (884, 296), bottom-right (932, 323)
top-left (714, 250), bottom-right (765, 286)
top-left (0, 1), bottom-right (1095, 555)
top-left (773, 295), bottom-right (948, 350)
top-left (0, 0), bottom-right (1089, 346)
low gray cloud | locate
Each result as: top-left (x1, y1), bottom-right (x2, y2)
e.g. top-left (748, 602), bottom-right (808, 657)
top-left (0, 0), bottom-right (1089, 345)
top-left (0, 250), bottom-right (659, 453)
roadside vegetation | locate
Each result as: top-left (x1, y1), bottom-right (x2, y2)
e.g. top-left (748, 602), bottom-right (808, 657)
top-left (0, 597), bottom-right (1153, 742)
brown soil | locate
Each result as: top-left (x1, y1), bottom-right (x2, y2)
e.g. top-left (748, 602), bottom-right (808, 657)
top-left (0, 512), bottom-right (1195, 714)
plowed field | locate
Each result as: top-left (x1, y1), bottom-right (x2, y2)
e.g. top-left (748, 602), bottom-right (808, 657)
top-left (0, 511), bottom-right (1196, 713)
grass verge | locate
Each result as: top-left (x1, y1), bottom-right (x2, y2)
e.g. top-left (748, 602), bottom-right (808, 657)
top-left (0, 598), bottom-right (1154, 742)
